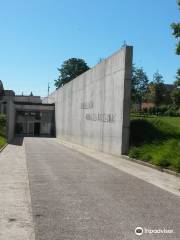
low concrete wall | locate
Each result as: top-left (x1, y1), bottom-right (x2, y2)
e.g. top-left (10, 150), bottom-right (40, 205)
top-left (44, 46), bottom-right (133, 155)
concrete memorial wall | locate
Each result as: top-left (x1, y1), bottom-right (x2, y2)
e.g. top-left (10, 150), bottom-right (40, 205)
top-left (44, 46), bottom-right (133, 155)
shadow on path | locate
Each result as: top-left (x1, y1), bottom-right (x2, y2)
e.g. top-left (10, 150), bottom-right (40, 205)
top-left (10, 137), bottom-right (24, 146)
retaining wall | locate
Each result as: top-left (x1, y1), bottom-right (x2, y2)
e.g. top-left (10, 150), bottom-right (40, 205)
top-left (44, 46), bottom-right (133, 155)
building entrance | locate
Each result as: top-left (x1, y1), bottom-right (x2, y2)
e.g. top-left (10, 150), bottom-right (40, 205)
top-left (28, 122), bottom-right (34, 135)
top-left (15, 110), bottom-right (55, 137)
top-left (34, 122), bottom-right (40, 136)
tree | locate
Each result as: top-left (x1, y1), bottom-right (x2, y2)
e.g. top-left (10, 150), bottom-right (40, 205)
top-left (171, 0), bottom-right (180, 54)
top-left (54, 58), bottom-right (90, 88)
top-left (171, 88), bottom-right (180, 106)
top-left (171, 68), bottom-right (180, 107)
top-left (131, 66), bottom-right (149, 110)
top-left (151, 71), bottom-right (166, 106)
top-left (174, 68), bottom-right (180, 87)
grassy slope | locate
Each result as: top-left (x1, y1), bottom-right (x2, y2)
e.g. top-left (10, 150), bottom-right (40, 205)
top-left (129, 116), bottom-right (180, 172)
top-left (0, 123), bottom-right (7, 149)
top-left (0, 136), bottom-right (6, 149)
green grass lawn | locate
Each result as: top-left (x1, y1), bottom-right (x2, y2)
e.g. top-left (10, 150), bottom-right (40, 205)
top-left (129, 115), bottom-right (180, 173)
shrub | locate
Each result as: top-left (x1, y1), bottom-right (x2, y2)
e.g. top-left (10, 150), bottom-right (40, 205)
top-left (0, 114), bottom-right (6, 138)
top-left (164, 106), bottom-right (179, 116)
top-left (154, 157), bottom-right (171, 168)
top-left (142, 107), bottom-right (148, 114)
top-left (158, 105), bottom-right (168, 114)
top-left (141, 153), bottom-right (152, 161)
top-left (0, 114), bottom-right (6, 126)
top-left (172, 159), bottom-right (180, 172)
top-left (129, 147), bottom-right (140, 159)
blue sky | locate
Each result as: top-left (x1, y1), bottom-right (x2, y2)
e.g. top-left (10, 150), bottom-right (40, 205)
top-left (0, 0), bottom-right (179, 96)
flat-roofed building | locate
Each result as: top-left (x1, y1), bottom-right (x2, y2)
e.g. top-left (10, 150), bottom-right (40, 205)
top-left (0, 80), bottom-right (55, 142)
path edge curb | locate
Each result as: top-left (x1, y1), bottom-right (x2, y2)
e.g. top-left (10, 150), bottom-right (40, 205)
top-left (0, 143), bottom-right (8, 153)
top-left (55, 138), bottom-right (180, 178)
top-left (121, 155), bottom-right (180, 177)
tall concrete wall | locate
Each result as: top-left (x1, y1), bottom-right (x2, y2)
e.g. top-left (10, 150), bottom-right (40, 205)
top-left (45, 46), bottom-right (133, 155)
top-left (7, 100), bottom-right (15, 142)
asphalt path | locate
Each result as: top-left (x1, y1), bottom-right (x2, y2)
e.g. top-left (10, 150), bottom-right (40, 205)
top-left (24, 137), bottom-right (180, 240)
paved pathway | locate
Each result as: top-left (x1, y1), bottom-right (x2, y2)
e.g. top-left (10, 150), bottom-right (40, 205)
top-left (0, 138), bottom-right (35, 240)
top-left (24, 137), bottom-right (180, 240)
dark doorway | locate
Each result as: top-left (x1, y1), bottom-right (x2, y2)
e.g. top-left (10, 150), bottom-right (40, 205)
top-left (34, 122), bottom-right (40, 136)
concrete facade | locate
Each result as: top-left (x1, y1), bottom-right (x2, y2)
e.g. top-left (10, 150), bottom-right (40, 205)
top-left (44, 46), bottom-right (133, 155)
top-left (0, 82), bottom-right (55, 142)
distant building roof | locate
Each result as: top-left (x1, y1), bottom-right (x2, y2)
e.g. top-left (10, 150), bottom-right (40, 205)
top-left (4, 90), bottom-right (15, 96)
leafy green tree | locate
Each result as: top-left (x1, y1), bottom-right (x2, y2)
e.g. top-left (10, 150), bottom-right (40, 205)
top-left (131, 66), bottom-right (149, 110)
top-left (151, 71), bottom-right (166, 106)
top-left (171, 68), bottom-right (180, 107)
top-left (54, 58), bottom-right (90, 88)
top-left (171, 88), bottom-right (180, 106)
top-left (153, 71), bottom-right (163, 84)
top-left (174, 68), bottom-right (180, 87)
top-left (171, 0), bottom-right (180, 54)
